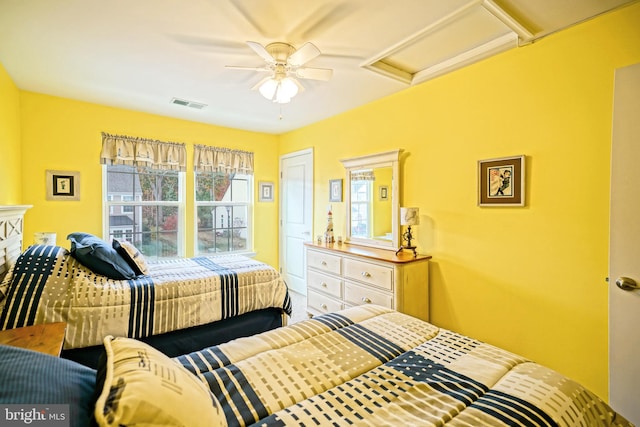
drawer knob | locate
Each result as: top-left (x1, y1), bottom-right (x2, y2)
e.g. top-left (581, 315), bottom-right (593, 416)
top-left (321, 282), bottom-right (327, 288)
top-left (321, 261), bottom-right (327, 266)
top-left (321, 303), bottom-right (328, 310)
top-left (361, 271), bottom-right (371, 278)
top-left (362, 297), bottom-right (372, 304)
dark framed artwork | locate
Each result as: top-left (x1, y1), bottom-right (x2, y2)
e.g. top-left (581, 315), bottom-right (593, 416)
top-left (329, 179), bottom-right (343, 202)
top-left (478, 155), bottom-right (525, 206)
top-left (46, 170), bottom-right (80, 201)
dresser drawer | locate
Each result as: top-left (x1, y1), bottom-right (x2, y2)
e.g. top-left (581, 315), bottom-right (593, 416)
top-left (344, 282), bottom-right (393, 309)
top-left (307, 250), bottom-right (342, 275)
top-left (307, 270), bottom-right (342, 298)
top-left (343, 258), bottom-right (393, 291)
top-left (308, 290), bottom-right (343, 314)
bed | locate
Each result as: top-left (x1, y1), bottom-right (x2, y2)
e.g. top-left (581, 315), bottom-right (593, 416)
top-left (0, 242), bottom-right (291, 368)
top-left (0, 304), bottom-right (631, 427)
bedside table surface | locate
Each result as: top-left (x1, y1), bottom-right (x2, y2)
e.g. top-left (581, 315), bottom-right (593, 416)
top-left (0, 322), bottom-right (67, 357)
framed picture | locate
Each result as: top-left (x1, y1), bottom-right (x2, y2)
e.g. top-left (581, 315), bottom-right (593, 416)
top-left (259, 181), bottom-right (274, 202)
top-left (379, 185), bottom-right (389, 201)
top-left (329, 179), bottom-right (343, 202)
top-left (478, 155), bottom-right (525, 206)
top-left (46, 170), bottom-right (80, 201)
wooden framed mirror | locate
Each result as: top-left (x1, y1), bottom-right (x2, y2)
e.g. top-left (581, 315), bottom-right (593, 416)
top-left (341, 149), bottom-right (401, 250)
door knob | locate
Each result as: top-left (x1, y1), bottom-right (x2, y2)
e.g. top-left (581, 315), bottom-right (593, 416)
top-left (615, 277), bottom-right (638, 291)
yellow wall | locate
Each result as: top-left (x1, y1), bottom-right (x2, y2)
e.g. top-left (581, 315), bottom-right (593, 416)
top-left (18, 92), bottom-right (280, 266)
top-left (0, 63), bottom-right (22, 204)
top-left (280, 3), bottom-right (640, 398)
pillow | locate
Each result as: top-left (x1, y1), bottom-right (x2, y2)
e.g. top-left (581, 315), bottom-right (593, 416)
top-left (94, 336), bottom-right (226, 427)
top-left (112, 239), bottom-right (149, 276)
top-left (0, 344), bottom-right (97, 427)
top-left (67, 232), bottom-right (136, 280)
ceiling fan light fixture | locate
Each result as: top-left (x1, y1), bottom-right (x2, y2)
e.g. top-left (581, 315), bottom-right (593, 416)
top-left (259, 76), bottom-right (299, 104)
top-left (258, 78), bottom-right (279, 100)
top-left (279, 77), bottom-right (299, 98)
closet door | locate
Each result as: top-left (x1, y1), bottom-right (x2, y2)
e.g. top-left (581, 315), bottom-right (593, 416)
top-left (279, 149), bottom-right (313, 295)
top-left (609, 62), bottom-right (640, 425)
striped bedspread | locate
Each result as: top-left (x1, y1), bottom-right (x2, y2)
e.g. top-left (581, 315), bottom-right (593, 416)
top-left (0, 245), bottom-right (291, 350)
top-left (178, 305), bottom-right (631, 427)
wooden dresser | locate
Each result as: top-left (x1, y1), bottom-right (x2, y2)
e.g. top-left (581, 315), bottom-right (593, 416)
top-left (0, 205), bottom-right (31, 283)
top-left (305, 242), bottom-right (431, 321)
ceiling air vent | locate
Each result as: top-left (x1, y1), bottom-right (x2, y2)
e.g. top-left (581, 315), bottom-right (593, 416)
top-left (170, 98), bottom-right (207, 110)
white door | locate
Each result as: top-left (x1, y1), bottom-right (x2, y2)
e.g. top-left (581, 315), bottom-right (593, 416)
top-left (609, 62), bottom-right (640, 425)
top-left (279, 149), bottom-right (313, 295)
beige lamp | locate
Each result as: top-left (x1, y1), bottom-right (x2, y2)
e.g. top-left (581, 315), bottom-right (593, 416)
top-left (395, 207), bottom-right (419, 257)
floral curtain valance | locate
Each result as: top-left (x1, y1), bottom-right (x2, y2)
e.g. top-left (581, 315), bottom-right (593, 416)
top-left (100, 132), bottom-right (187, 171)
top-left (193, 145), bottom-right (254, 175)
top-left (350, 169), bottom-right (376, 181)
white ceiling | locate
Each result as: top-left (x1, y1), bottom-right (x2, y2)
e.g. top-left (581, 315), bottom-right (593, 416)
top-left (0, 0), bottom-right (634, 134)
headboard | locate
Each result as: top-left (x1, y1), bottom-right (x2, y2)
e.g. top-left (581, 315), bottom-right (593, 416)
top-left (0, 205), bottom-right (31, 282)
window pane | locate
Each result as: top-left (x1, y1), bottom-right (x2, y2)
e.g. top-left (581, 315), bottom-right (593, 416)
top-left (106, 204), bottom-right (179, 259)
top-left (107, 165), bottom-right (139, 199)
top-left (351, 202), bottom-right (369, 237)
top-left (195, 174), bottom-right (215, 201)
top-left (197, 205), bottom-right (248, 253)
top-left (352, 182), bottom-right (369, 202)
top-left (230, 176), bottom-right (249, 202)
top-left (107, 165), bottom-right (178, 202)
top-left (138, 170), bottom-right (179, 202)
top-left (196, 172), bottom-right (250, 202)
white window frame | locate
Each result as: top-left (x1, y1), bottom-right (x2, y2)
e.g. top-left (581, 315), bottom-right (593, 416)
top-left (102, 165), bottom-right (186, 258)
top-left (194, 172), bottom-right (254, 256)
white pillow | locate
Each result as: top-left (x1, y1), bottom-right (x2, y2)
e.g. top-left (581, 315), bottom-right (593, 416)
top-left (94, 336), bottom-right (226, 427)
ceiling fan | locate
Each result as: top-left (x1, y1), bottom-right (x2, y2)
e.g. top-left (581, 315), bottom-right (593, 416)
top-left (226, 41), bottom-right (333, 103)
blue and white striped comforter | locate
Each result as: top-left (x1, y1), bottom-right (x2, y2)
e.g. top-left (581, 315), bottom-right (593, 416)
top-left (177, 305), bottom-right (631, 427)
top-left (0, 245), bottom-right (291, 350)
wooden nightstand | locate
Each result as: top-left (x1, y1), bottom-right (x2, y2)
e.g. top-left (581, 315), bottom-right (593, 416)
top-left (0, 322), bottom-right (67, 357)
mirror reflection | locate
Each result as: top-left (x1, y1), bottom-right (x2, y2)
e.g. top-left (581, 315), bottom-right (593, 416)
top-left (341, 149), bottom-right (401, 250)
top-left (350, 166), bottom-right (393, 242)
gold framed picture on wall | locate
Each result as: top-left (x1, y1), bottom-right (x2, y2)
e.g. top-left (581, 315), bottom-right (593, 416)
top-left (378, 185), bottom-right (389, 201)
top-left (478, 155), bottom-right (525, 206)
top-left (46, 170), bottom-right (80, 201)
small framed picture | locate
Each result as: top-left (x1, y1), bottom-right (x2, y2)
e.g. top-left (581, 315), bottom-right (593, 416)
top-left (329, 179), bottom-right (343, 202)
top-left (46, 170), bottom-right (80, 201)
top-left (478, 155), bottom-right (525, 206)
top-left (379, 185), bottom-right (389, 201)
top-left (259, 181), bottom-right (274, 202)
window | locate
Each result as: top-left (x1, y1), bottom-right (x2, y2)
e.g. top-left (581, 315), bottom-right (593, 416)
top-left (101, 132), bottom-right (187, 259)
top-left (350, 180), bottom-right (372, 238)
top-left (104, 164), bottom-right (184, 259)
top-left (195, 172), bottom-right (252, 255)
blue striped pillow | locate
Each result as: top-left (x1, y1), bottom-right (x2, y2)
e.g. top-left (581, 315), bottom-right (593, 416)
top-left (0, 345), bottom-right (96, 427)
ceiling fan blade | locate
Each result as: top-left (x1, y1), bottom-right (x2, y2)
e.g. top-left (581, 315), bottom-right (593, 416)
top-left (288, 42), bottom-right (321, 67)
top-left (246, 41), bottom-right (275, 63)
top-left (226, 65), bottom-right (271, 72)
top-left (292, 77), bottom-right (305, 92)
top-left (295, 67), bottom-right (333, 81)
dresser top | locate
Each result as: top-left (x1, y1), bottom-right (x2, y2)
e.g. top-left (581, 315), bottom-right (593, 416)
top-left (305, 241), bottom-right (431, 264)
